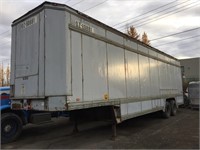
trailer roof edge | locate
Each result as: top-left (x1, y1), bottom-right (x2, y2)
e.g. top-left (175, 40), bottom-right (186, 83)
top-left (12, 1), bottom-right (179, 62)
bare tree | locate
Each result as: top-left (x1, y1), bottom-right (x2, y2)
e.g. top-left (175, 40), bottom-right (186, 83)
top-left (142, 32), bottom-right (150, 45)
top-left (6, 65), bottom-right (10, 86)
top-left (0, 63), bottom-right (10, 86)
top-left (127, 26), bottom-right (140, 40)
top-left (0, 64), bottom-right (4, 86)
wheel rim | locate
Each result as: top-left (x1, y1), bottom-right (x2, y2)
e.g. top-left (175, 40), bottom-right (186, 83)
top-left (4, 124), bottom-right (12, 132)
top-left (2, 119), bottom-right (18, 138)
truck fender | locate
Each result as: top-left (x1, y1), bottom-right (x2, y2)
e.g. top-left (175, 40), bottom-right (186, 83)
top-left (0, 105), bottom-right (11, 111)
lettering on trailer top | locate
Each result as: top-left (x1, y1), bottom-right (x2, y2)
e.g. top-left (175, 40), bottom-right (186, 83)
top-left (21, 16), bottom-right (37, 29)
top-left (74, 20), bottom-right (94, 33)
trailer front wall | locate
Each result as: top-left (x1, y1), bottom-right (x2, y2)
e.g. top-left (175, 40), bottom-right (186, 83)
top-left (11, 11), bottom-right (45, 98)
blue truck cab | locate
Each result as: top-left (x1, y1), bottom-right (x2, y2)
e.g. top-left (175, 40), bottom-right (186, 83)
top-left (1, 86), bottom-right (28, 144)
top-left (1, 86), bottom-right (11, 110)
top-left (1, 86), bottom-right (68, 144)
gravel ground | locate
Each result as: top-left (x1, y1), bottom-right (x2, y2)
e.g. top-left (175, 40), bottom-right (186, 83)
top-left (1, 107), bottom-right (199, 149)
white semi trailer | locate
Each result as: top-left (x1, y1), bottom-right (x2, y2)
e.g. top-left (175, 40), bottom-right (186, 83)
top-left (188, 81), bottom-right (200, 109)
top-left (10, 1), bottom-right (183, 138)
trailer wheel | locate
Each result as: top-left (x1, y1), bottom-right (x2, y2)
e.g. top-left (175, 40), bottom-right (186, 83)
top-left (1, 113), bottom-right (22, 144)
top-left (170, 100), bottom-right (177, 116)
top-left (162, 101), bottom-right (171, 118)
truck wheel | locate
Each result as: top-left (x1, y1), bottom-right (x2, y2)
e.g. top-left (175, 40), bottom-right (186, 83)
top-left (1, 113), bottom-right (22, 144)
top-left (162, 101), bottom-right (171, 118)
top-left (170, 100), bottom-right (177, 116)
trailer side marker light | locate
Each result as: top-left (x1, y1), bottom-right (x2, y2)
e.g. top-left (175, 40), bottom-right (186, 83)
top-left (76, 97), bottom-right (80, 102)
top-left (104, 94), bottom-right (109, 101)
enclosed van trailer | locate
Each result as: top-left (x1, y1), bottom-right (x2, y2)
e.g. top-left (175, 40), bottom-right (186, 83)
top-left (10, 1), bottom-right (183, 137)
top-left (188, 81), bottom-right (200, 109)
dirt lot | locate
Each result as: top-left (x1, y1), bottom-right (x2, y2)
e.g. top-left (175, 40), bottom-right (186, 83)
top-left (1, 107), bottom-right (199, 149)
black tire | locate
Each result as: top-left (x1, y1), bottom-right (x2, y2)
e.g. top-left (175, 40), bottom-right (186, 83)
top-left (170, 100), bottom-right (177, 116)
top-left (1, 113), bottom-right (23, 144)
top-left (162, 101), bottom-right (171, 118)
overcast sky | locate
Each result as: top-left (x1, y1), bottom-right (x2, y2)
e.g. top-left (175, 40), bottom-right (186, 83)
top-left (0, 0), bottom-right (200, 64)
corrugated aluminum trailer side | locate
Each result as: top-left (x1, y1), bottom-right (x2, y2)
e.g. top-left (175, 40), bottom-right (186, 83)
top-left (11, 2), bottom-right (183, 123)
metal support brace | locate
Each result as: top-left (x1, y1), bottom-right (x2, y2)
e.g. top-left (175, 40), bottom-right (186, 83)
top-left (111, 106), bottom-right (117, 140)
top-left (71, 111), bottom-right (79, 133)
top-left (73, 119), bottom-right (79, 133)
top-left (111, 121), bottom-right (117, 140)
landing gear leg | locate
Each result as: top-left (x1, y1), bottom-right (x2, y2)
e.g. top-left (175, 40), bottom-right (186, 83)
top-left (73, 118), bottom-right (79, 133)
top-left (111, 106), bottom-right (117, 140)
top-left (111, 121), bottom-right (117, 140)
top-left (71, 111), bottom-right (79, 134)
